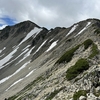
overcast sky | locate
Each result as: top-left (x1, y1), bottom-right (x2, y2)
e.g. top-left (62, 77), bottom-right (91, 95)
top-left (0, 0), bottom-right (100, 29)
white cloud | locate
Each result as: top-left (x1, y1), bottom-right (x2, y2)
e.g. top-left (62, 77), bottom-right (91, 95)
top-left (0, 0), bottom-right (100, 28)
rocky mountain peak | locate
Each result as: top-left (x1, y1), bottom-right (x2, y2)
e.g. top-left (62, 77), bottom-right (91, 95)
top-left (14, 20), bottom-right (41, 29)
top-left (0, 20), bottom-right (41, 41)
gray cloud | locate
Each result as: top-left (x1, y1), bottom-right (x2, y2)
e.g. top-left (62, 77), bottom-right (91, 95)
top-left (0, 0), bottom-right (100, 28)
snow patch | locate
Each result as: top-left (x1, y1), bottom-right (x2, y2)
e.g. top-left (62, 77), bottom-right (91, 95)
top-left (0, 61), bottom-right (30, 84)
top-left (15, 61), bottom-right (31, 74)
top-left (22, 45), bottom-right (30, 51)
top-left (34, 40), bottom-right (47, 54)
top-left (49, 38), bottom-right (54, 42)
top-left (87, 22), bottom-right (91, 26)
top-left (19, 27), bottom-right (42, 45)
top-left (16, 46), bottom-right (35, 64)
top-left (0, 25), bottom-right (7, 30)
top-left (47, 30), bottom-right (51, 34)
top-left (6, 69), bottom-right (36, 91)
top-left (46, 40), bottom-right (58, 52)
top-left (75, 22), bottom-right (91, 37)
top-left (6, 78), bottom-right (23, 91)
top-left (25, 69), bottom-right (36, 78)
top-left (0, 47), bottom-right (6, 53)
top-left (17, 48), bottom-right (29, 58)
top-left (12, 46), bottom-right (16, 49)
top-left (0, 47), bottom-right (19, 69)
top-left (0, 27), bottom-right (42, 69)
top-left (24, 47), bottom-right (35, 57)
top-left (0, 75), bottom-right (12, 85)
top-left (4, 48), bottom-right (29, 67)
top-left (66, 24), bottom-right (78, 36)
top-left (0, 54), bottom-right (4, 58)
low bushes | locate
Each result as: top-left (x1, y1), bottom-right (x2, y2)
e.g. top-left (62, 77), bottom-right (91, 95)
top-left (56, 39), bottom-right (98, 65)
top-left (56, 45), bottom-right (80, 64)
top-left (94, 29), bottom-right (100, 34)
top-left (66, 58), bottom-right (89, 80)
top-left (73, 90), bottom-right (87, 100)
top-left (83, 39), bottom-right (99, 58)
top-left (83, 39), bottom-right (93, 49)
top-left (89, 43), bottom-right (99, 58)
top-left (56, 39), bottom-right (93, 64)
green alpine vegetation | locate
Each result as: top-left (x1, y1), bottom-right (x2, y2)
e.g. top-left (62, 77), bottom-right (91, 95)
top-left (83, 39), bottom-right (99, 58)
top-left (56, 39), bottom-right (99, 64)
top-left (56, 45), bottom-right (80, 64)
top-left (73, 90), bottom-right (87, 100)
top-left (83, 39), bottom-right (93, 49)
top-left (66, 58), bottom-right (89, 80)
top-left (94, 29), bottom-right (100, 34)
top-left (56, 39), bottom-right (93, 64)
top-left (89, 43), bottom-right (99, 58)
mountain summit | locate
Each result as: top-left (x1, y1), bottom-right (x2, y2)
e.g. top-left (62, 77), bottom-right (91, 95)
top-left (0, 19), bottom-right (100, 100)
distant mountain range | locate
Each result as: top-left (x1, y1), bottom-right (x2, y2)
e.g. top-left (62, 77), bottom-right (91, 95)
top-left (0, 18), bottom-right (100, 100)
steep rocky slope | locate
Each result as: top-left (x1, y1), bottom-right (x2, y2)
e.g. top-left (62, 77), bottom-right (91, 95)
top-left (0, 19), bottom-right (100, 100)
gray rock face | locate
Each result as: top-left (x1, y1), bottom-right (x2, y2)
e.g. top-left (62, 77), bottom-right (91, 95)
top-left (0, 19), bottom-right (100, 100)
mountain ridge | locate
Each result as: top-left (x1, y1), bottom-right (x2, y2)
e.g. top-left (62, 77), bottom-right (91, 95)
top-left (0, 18), bottom-right (100, 100)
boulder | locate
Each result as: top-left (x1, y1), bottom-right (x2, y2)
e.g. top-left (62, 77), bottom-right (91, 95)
top-left (79, 96), bottom-right (86, 100)
top-left (96, 87), bottom-right (100, 93)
